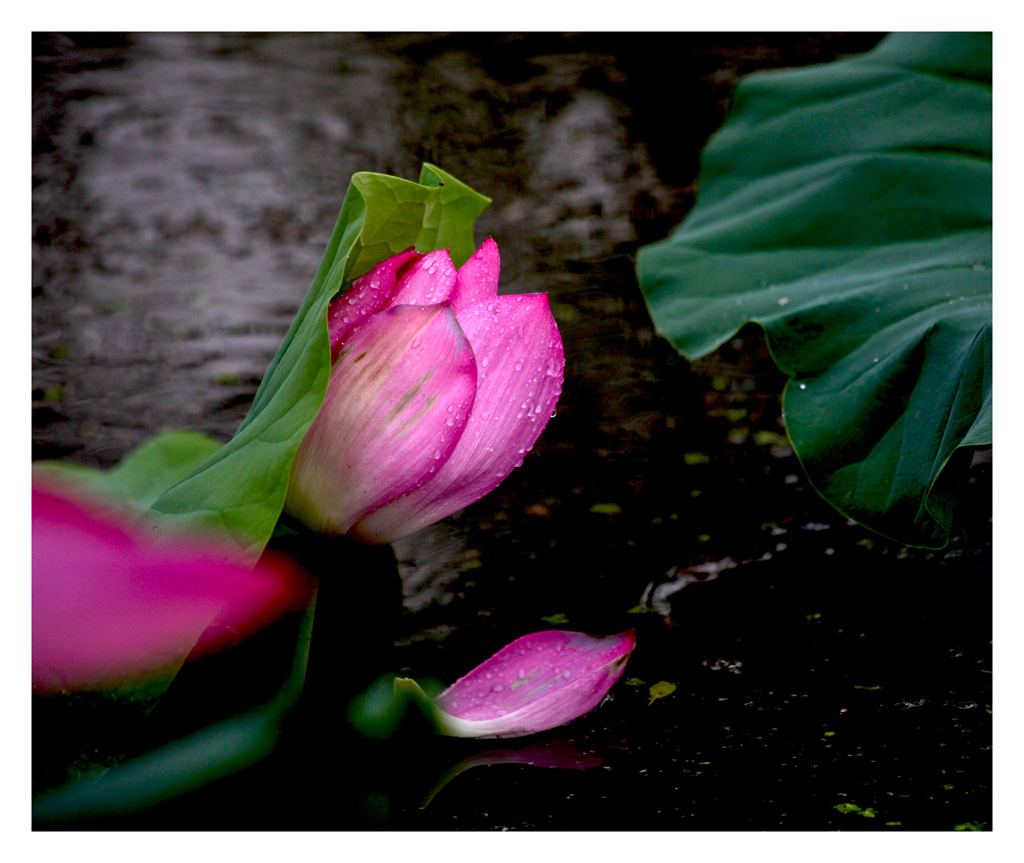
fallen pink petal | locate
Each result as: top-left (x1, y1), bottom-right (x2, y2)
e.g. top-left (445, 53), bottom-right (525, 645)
top-left (286, 238), bottom-right (565, 544)
top-left (32, 482), bottom-right (311, 695)
top-left (395, 629), bottom-right (636, 738)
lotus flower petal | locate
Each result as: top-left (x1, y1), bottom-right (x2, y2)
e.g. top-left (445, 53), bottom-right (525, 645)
top-left (348, 293), bottom-right (564, 543)
top-left (396, 629), bottom-right (635, 739)
top-left (327, 248), bottom-right (420, 357)
top-left (286, 303), bottom-right (477, 535)
top-left (449, 236), bottom-right (500, 312)
top-left (386, 249), bottom-right (458, 308)
top-left (32, 483), bottom-right (309, 695)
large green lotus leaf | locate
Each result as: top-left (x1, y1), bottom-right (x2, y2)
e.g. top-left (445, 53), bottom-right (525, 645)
top-left (637, 33), bottom-right (991, 548)
top-left (148, 165), bottom-right (490, 562)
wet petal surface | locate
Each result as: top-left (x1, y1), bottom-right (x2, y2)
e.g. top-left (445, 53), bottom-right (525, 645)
top-left (349, 293), bottom-right (563, 543)
top-left (286, 303), bottom-right (477, 535)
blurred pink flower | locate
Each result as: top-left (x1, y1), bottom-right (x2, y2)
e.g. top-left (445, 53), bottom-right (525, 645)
top-left (396, 629), bottom-right (636, 738)
top-left (285, 238), bottom-right (564, 543)
top-left (32, 482), bottom-right (311, 695)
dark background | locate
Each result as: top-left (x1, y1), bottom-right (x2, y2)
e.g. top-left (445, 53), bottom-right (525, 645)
top-left (32, 32), bottom-right (991, 830)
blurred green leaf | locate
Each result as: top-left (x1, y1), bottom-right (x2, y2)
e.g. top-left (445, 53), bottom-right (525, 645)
top-left (637, 33), bottom-right (992, 548)
top-left (148, 165), bottom-right (490, 562)
top-left (34, 430), bottom-right (222, 511)
top-left (347, 674), bottom-right (441, 740)
top-left (33, 578), bottom-right (318, 827)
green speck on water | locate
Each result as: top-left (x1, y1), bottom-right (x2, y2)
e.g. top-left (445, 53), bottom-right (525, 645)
top-left (590, 503), bottom-right (621, 514)
top-left (753, 430), bottom-right (788, 447)
top-left (648, 681), bottom-right (676, 705)
top-left (834, 803), bottom-right (877, 818)
top-left (624, 678), bottom-right (646, 687)
top-left (954, 822), bottom-right (985, 831)
top-left (540, 613), bottom-right (569, 625)
top-left (684, 452), bottom-right (710, 465)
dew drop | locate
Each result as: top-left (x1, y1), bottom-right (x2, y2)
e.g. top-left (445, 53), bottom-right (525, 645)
top-left (777, 296), bottom-right (790, 306)
top-left (799, 383), bottom-right (807, 390)
top-left (492, 684), bottom-right (504, 693)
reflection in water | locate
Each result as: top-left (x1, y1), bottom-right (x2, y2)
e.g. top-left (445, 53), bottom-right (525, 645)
top-left (420, 737), bottom-right (606, 809)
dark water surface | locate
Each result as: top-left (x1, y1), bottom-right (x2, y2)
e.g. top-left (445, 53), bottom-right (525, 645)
top-left (32, 32), bottom-right (991, 831)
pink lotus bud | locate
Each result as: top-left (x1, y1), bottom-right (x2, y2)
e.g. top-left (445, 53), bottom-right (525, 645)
top-left (396, 629), bottom-right (636, 738)
top-left (286, 238), bottom-right (565, 543)
top-left (32, 482), bottom-right (310, 695)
